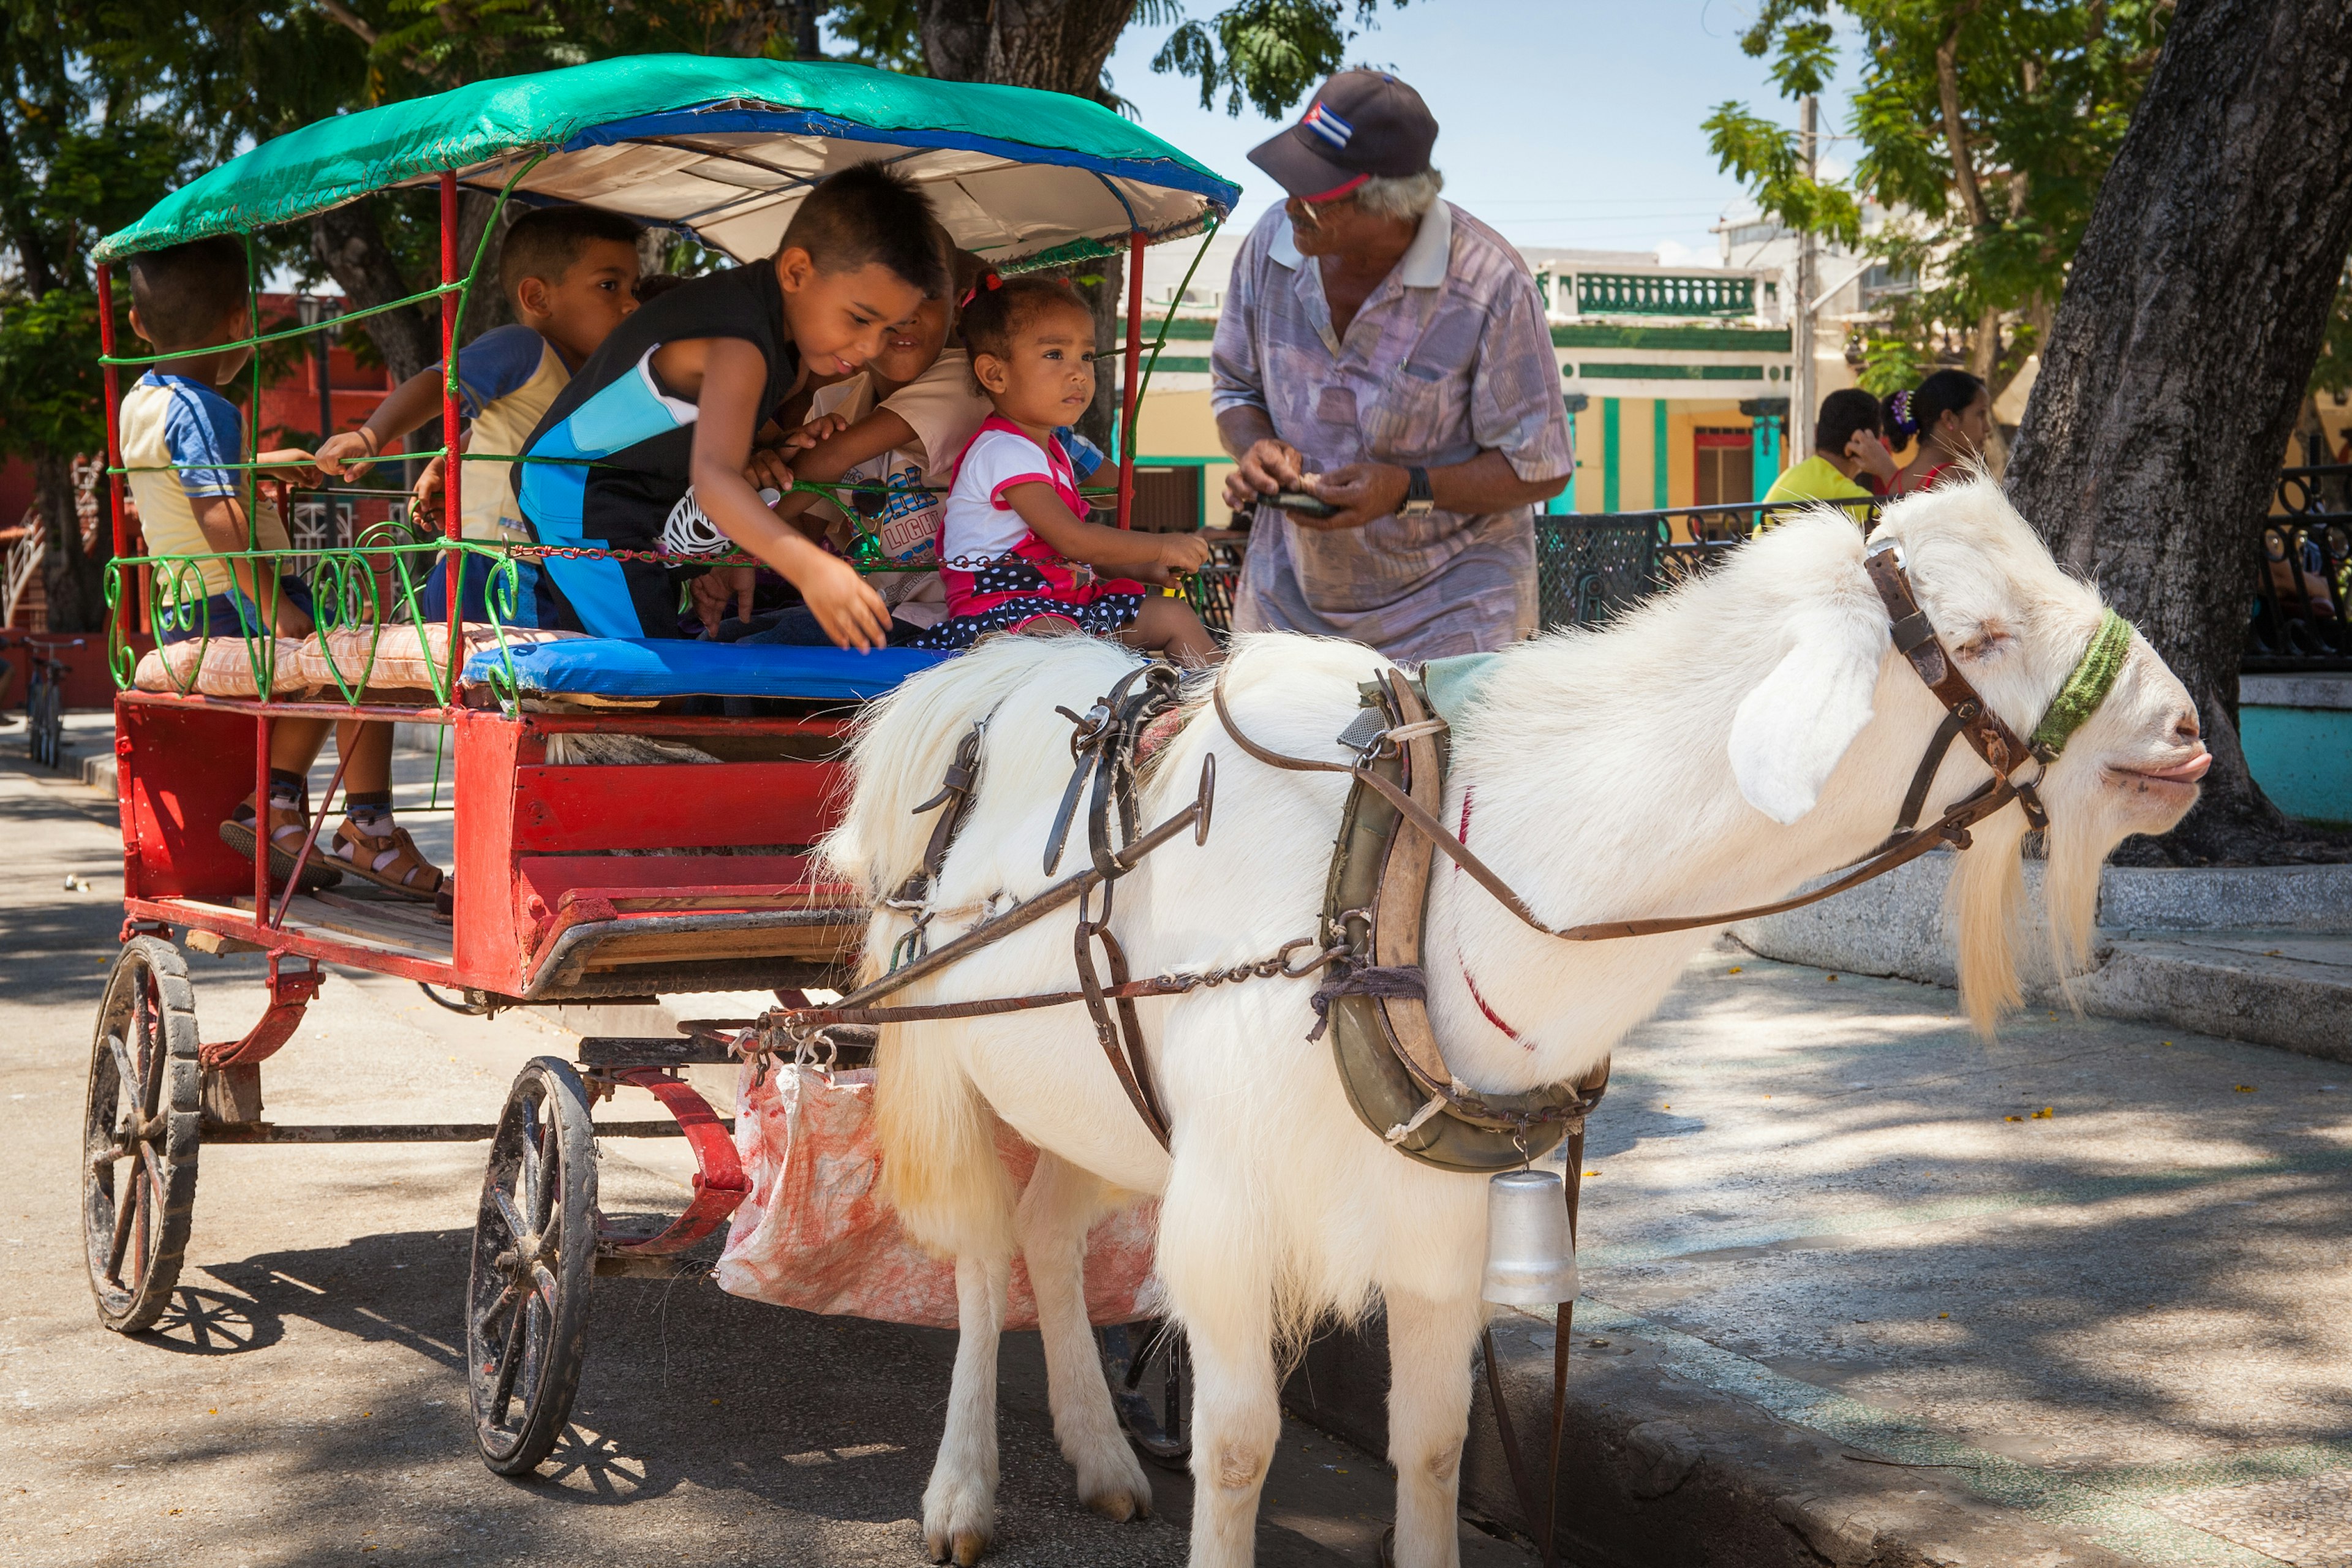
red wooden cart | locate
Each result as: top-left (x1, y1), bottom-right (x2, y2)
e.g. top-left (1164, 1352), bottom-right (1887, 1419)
top-left (81, 56), bottom-right (1233, 1474)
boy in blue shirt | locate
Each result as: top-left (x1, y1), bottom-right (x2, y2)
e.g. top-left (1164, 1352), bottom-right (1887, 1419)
top-left (516, 162), bottom-right (948, 649)
top-left (120, 236), bottom-right (443, 901)
top-left (315, 206), bottom-right (643, 624)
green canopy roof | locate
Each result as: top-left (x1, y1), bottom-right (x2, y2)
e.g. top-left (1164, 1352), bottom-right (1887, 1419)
top-left (96, 55), bottom-right (1238, 266)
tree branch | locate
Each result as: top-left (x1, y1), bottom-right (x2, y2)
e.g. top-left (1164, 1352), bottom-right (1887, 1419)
top-left (314, 0), bottom-right (380, 47)
top-left (1936, 0), bottom-right (1990, 228)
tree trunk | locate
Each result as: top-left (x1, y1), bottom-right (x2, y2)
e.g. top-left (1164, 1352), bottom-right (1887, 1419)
top-left (311, 198), bottom-right (439, 385)
top-left (2004, 0), bottom-right (2352, 865)
top-left (36, 449), bottom-right (105, 633)
top-left (919, 0), bottom-right (1140, 455)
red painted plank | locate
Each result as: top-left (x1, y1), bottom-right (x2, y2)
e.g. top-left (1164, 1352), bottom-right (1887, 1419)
top-left (453, 709), bottom-right (527, 990)
top-left (510, 762), bottom-right (843, 854)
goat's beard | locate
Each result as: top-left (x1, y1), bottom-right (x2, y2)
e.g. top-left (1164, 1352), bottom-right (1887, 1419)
top-left (1947, 797), bottom-right (2114, 1036)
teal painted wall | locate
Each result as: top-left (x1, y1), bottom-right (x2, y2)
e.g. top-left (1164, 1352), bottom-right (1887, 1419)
top-left (1602, 398), bottom-right (1621, 513)
top-left (2242, 705), bottom-right (2352, 826)
top-left (1652, 399), bottom-right (1668, 508)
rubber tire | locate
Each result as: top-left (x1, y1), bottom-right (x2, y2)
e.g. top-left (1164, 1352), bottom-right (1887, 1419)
top-left (467, 1055), bottom-right (597, 1476)
top-left (82, 937), bottom-right (202, 1333)
top-left (1103, 1317), bottom-right (1191, 1470)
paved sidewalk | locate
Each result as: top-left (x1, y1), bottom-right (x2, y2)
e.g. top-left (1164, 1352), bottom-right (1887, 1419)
top-left (1567, 952), bottom-right (2348, 1565)
top-left (0, 721), bottom-right (1520, 1568)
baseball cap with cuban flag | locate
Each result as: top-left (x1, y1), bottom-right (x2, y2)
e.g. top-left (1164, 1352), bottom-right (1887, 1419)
top-left (1246, 70), bottom-right (1438, 202)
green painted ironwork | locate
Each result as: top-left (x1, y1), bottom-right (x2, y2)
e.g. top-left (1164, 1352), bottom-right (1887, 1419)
top-left (1576, 363), bottom-right (1770, 381)
top-left (1575, 273), bottom-right (1754, 318)
top-left (1551, 322), bottom-right (1790, 351)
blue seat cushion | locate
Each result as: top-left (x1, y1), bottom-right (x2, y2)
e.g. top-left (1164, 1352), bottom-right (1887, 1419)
top-left (462, 637), bottom-right (948, 702)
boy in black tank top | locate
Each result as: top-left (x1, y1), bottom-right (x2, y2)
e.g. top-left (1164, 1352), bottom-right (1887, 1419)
top-left (517, 164), bottom-right (949, 647)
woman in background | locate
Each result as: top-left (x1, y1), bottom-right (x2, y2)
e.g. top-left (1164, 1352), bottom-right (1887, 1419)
top-left (1884, 369), bottom-right (1991, 494)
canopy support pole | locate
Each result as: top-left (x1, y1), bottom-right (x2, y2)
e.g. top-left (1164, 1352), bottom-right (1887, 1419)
top-left (1118, 228), bottom-right (1145, 530)
top-left (96, 262), bottom-right (138, 901)
top-left (439, 170), bottom-right (463, 698)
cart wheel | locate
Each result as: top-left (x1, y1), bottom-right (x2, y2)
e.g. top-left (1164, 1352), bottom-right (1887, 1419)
top-left (1102, 1317), bottom-right (1191, 1469)
top-left (467, 1056), bottom-right (597, 1476)
top-left (82, 937), bottom-right (202, 1333)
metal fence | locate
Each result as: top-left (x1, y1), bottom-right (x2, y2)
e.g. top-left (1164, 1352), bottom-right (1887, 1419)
top-left (1534, 503), bottom-right (1769, 628)
top-left (2253, 465), bottom-right (2351, 671)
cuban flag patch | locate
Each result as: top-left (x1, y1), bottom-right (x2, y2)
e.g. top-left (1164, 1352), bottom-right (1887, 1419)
top-left (1302, 101), bottom-right (1353, 150)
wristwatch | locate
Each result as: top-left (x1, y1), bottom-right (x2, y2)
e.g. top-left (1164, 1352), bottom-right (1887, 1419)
top-left (1400, 466), bottom-right (1435, 518)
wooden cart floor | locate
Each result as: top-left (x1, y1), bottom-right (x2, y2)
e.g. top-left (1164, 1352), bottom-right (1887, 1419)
top-left (176, 888), bottom-right (458, 965)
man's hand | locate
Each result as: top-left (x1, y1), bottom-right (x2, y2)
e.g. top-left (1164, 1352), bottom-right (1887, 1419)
top-left (314, 429), bottom-right (380, 479)
top-left (691, 565), bottom-right (758, 638)
top-left (1222, 437), bottom-right (1305, 511)
top-left (798, 553), bottom-right (892, 653)
top-left (1846, 430), bottom-right (1898, 484)
top-left (1302, 462), bottom-right (1411, 530)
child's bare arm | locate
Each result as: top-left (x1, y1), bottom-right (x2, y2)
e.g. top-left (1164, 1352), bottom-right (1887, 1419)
top-left (316, 369), bottom-right (443, 477)
top-left (1003, 481), bottom-right (1210, 581)
top-left (190, 495), bottom-right (312, 635)
top-left (685, 339), bottom-right (889, 651)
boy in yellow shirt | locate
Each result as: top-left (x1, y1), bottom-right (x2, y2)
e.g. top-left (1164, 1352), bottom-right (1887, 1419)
top-left (119, 238), bottom-right (437, 899)
top-left (316, 206), bottom-right (642, 624)
top-left (1756, 388), bottom-right (1897, 533)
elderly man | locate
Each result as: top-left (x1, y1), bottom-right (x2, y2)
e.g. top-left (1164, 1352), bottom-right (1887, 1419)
top-left (1212, 70), bottom-right (1571, 660)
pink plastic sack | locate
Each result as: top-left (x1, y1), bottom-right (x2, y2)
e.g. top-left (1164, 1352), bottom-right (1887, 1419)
top-left (714, 1064), bottom-right (1159, 1329)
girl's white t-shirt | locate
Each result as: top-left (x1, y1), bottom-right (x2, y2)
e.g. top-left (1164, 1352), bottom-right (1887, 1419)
top-left (940, 426), bottom-right (1077, 567)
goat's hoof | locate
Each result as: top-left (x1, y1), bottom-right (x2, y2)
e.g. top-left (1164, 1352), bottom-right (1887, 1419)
top-left (1076, 1444), bottom-right (1153, 1522)
top-left (922, 1481), bottom-right (992, 1566)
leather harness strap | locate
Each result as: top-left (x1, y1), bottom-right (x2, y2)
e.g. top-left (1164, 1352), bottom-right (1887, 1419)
top-left (1210, 543), bottom-right (2066, 948)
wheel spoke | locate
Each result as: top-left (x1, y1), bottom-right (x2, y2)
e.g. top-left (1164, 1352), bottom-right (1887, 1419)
top-left (134, 984), bottom-right (167, 1122)
top-left (530, 1120), bottom-right (559, 1231)
top-left (516, 1099), bottom-right (543, 1221)
top-left (473, 1281), bottom-right (518, 1343)
top-left (104, 1166), bottom-right (141, 1283)
top-left (488, 1286), bottom-right (529, 1426)
top-left (490, 1186), bottom-right (528, 1248)
top-left (531, 1261), bottom-right (560, 1313)
top-left (105, 1030), bottom-right (138, 1104)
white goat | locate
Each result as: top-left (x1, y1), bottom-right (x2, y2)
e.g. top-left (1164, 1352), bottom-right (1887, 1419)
top-left (819, 479), bottom-right (2209, 1568)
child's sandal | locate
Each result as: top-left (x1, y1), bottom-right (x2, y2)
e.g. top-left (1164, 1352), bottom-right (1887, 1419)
top-left (328, 821), bottom-right (447, 902)
top-left (217, 794), bottom-right (343, 893)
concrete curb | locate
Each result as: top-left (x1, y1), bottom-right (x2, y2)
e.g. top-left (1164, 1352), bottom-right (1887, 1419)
top-left (1284, 1310), bottom-right (2137, 1568)
top-left (1732, 854), bottom-right (2352, 1062)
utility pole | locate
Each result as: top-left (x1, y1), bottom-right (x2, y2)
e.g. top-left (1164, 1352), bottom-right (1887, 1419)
top-left (1790, 94), bottom-right (1819, 462)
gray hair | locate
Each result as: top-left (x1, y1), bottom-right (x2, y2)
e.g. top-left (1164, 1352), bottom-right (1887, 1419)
top-left (1352, 168), bottom-right (1444, 222)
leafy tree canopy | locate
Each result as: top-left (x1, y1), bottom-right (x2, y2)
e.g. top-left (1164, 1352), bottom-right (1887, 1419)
top-left (1703, 0), bottom-right (2171, 404)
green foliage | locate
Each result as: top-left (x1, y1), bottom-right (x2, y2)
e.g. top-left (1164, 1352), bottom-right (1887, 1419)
top-left (1703, 103), bottom-right (1863, 249)
top-left (1713, 0), bottom-right (2171, 394)
top-left (2312, 258), bottom-right (2352, 402)
top-left (1152, 0), bottom-right (1401, 118)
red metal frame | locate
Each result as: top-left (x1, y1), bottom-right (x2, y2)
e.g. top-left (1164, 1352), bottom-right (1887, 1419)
top-left (439, 170), bottom-right (464, 673)
top-left (1118, 228), bottom-right (1147, 530)
top-left (597, 1069), bottom-right (748, 1255)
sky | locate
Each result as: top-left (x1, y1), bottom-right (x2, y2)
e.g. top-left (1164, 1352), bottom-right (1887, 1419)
top-left (1099, 0), bottom-right (1858, 266)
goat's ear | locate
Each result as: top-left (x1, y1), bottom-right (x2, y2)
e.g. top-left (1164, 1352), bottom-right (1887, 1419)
top-left (1728, 605), bottom-right (1886, 823)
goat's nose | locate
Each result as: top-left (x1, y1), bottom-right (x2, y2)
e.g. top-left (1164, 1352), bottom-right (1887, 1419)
top-left (2171, 707), bottom-right (2201, 746)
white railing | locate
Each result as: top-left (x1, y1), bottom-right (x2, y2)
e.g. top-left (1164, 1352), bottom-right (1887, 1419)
top-left (2, 459), bottom-right (105, 631)
top-left (2, 507), bottom-right (41, 629)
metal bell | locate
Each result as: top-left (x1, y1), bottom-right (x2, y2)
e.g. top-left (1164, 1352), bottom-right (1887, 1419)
top-left (1481, 1169), bottom-right (1579, 1306)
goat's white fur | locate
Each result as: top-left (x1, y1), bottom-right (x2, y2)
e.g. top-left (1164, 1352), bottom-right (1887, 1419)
top-left (820, 478), bottom-right (2203, 1567)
